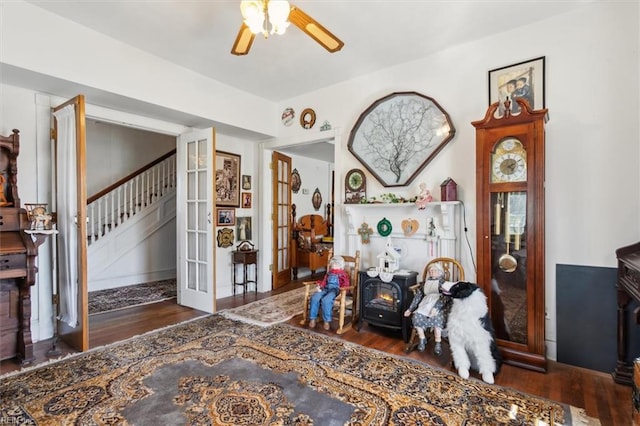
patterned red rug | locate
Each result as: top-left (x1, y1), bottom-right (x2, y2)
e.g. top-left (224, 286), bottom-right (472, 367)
top-left (0, 315), bottom-right (599, 425)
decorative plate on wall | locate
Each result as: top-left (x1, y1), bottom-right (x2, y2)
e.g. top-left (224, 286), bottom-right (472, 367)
top-left (281, 108), bottom-right (295, 127)
top-left (312, 188), bottom-right (322, 211)
top-left (347, 91), bottom-right (456, 187)
top-left (291, 168), bottom-right (301, 194)
top-left (217, 228), bottom-right (234, 248)
top-left (300, 108), bottom-right (316, 129)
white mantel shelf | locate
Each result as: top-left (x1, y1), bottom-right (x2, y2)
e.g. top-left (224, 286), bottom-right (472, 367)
top-left (341, 201), bottom-right (463, 262)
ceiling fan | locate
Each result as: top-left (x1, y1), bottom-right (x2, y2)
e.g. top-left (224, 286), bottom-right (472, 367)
top-left (231, 0), bottom-right (344, 56)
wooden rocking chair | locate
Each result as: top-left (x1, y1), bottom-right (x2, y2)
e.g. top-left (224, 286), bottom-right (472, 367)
top-left (299, 249), bottom-right (361, 334)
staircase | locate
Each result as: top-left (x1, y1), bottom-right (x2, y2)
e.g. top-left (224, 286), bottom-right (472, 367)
top-left (87, 150), bottom-right (177, 291)
top-left (87, 150), bottom-right (176, 245)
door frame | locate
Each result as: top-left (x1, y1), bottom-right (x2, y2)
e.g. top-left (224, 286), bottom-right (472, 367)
top-left (258, 130), bottom-right (338, 291)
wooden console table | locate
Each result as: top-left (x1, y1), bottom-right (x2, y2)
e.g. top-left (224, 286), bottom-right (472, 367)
top-left (613, 241), bottom-right (640, 386)
top-left (232, 249), bottom-right (258, 295)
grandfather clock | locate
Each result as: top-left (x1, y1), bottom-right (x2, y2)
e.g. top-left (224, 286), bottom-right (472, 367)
top-left (472, 98), bottom-right (548, 372)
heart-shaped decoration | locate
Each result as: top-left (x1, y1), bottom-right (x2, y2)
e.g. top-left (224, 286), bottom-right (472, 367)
top-left (401, 219), bottom-right (419, 237)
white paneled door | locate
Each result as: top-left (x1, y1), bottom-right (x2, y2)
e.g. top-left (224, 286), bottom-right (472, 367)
top-left (176, 128), bottom-right (216, 313)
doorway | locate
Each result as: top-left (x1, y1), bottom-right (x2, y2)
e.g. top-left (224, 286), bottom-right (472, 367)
top-left (83, 119), bottom-right (179, 346)
top-left (262, 136), bottom-right (336, 289)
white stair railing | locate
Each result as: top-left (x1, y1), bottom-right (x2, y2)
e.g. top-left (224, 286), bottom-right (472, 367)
top-left (87, 153), bottom-right (176, 245)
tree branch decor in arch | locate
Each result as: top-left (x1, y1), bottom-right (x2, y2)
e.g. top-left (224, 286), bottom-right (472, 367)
top-left (348, 92), bottom-right (456, 187)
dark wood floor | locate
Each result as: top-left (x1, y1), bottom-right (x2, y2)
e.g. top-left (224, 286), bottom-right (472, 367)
top-left (1, 280), bottom-right (631, 425)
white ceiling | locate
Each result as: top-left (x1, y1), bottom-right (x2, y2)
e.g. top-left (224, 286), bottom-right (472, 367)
top-left (25, 0), bottom-right (591, 103)
top-left (10, 1), bottom-right (593, 161)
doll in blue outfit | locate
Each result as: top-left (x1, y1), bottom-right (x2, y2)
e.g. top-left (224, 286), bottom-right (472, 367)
top-left (308, 256), bottom-right (350, 330)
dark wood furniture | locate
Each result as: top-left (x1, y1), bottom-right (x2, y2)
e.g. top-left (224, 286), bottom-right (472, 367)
top-left (232, 249), bottom-right (258, 294)
top-left (291, 204), bottom-right (332, 279)
top-left (472, 99), bottom-right (548, 372)
top-left (0, 129), bottom-right (43, 365)
top-left (613, 241), bottom-right (640, 386)
top-left (357, 270), bottom-right (417, 343)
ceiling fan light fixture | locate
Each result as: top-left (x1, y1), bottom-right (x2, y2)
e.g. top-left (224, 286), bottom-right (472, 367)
top-left (240, 0), bottom-right (290, 36)
top-left (240, 0), bottom-right (266, 34)
top-left (267, 0), bottom-right (291, 35)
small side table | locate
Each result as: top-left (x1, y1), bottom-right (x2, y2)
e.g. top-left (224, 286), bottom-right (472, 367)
top-left (232, 249), bottom-right (258, 294)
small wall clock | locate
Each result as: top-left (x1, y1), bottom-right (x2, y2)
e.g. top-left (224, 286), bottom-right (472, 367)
top-left (345, 168), bottom-right (366, 204)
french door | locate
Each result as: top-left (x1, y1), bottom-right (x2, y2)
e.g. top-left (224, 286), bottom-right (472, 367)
top-left (52, 95), bottom-right (89, 351)
top-left (271, 151), bottom-right (292, 289)
top-left (176, 128), bottom-right (216, 312)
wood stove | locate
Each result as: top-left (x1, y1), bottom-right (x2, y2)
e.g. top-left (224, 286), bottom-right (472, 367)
top-left (357, 271), bottom-right (417, 342)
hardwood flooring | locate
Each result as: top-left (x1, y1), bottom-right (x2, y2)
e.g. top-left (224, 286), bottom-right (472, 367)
top-left (1, 279), bottom-right (631, 425)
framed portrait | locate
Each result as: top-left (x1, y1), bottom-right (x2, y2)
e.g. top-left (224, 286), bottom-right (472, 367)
top-left (347, 92), bottom-right (456, 187)
top-left (216, 151), bottom-right (241, 207)
top-left (489, 56), bottom-right (545, 113)
top-left (236, 216), bottom-right (252, 241)
top-left (241, 174), bottom-right (251, 190)
top-left (216, 208), bottom-right (235, 226)
top-left (241, 192), bottom-right (252, 208)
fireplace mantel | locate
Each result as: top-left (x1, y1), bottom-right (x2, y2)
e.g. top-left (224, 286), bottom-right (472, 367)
top-left (341, 201), bottom-right (463, 272)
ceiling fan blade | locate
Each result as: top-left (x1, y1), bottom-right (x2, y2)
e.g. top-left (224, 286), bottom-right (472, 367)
top-left (231, 23), bottom-right (256, 56)
top-left (289, 6), bottom-right (344, 53)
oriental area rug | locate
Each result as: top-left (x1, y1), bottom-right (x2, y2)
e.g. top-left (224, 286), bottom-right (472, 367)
top-left (219, 286), bottom-right (307, 326)
top-left (88, 279), bottom-right (177, 315)
top-left (0, 315), bottom-right (598, 425)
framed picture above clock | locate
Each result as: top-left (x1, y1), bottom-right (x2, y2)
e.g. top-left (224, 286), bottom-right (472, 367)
top-left (345, 168), bottom-right (366, 204)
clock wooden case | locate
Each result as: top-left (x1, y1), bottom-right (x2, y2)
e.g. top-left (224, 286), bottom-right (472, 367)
top-left (472, 98), bottom-right (549, 372)
top-left (345, 168), bottom-right (366, 204)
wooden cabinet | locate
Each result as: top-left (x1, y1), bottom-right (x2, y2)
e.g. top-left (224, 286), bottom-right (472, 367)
top-left (613, 241), bottom-right (640, 386)
top-left (0, 129), bottom-right (43, 365)
top-left (472, 99), bottom-right (548, 372)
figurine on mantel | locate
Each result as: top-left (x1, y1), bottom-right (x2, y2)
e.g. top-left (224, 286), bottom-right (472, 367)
top-left (415, 182), bottom-right (433, 210)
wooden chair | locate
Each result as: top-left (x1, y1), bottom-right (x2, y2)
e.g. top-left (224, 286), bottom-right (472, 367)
top-left (404, 257), bottom-right (465, 353)
top-left (299, 249), bottom-right (361, 334)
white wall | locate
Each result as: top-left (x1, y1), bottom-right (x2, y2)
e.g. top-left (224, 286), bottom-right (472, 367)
top-left (214, 134), bottom-right (259, 299)
top-left (86, 120), bottom-right (175, 197)
top-left (291, 154), bottom-right (332, 218)
top-left (269, 1), bottom-right (640, 359)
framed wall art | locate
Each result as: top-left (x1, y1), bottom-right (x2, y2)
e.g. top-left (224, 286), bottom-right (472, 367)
top-left (489, 56), bottom-right (545, 113)
top-left (242, 192), bottom-right (252, 208)
top-left (216, 208), bottom-right (235, 226)
top-left (236, 216), bottom-right (252, 241)
top-left (216, 151), bottom-right (241, 207)
top-left (242, 174), bottom-right (251, 190)
top-left (347, 92), bottom-right (456, 187)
